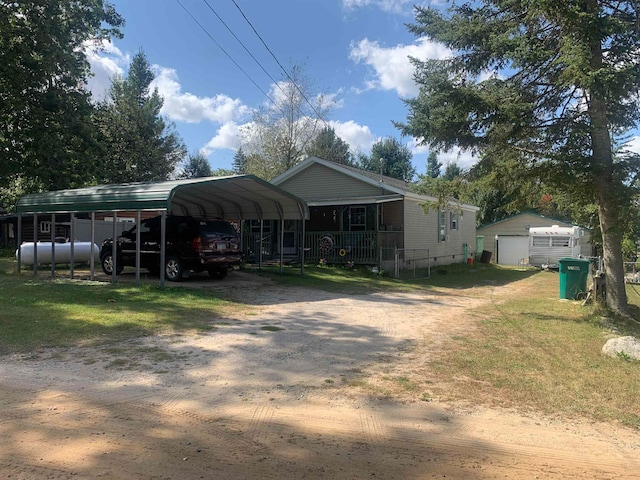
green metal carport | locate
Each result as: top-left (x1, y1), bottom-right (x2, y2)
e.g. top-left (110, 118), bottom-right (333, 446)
top-left (14, 175), bottom-right (309, 285)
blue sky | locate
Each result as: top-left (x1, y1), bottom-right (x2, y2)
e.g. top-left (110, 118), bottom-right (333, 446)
top-left (85, 0), bottom-right (639, 176)
top-left (84, 0), bottom-right (464, 175)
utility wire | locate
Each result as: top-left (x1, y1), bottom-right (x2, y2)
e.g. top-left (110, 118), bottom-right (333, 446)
top-left (201, 0), bottom-right (284, 97)
top-left (230, 0), bottom-right (330, 127)
top-left (175, 0), bottom-right (274, 105)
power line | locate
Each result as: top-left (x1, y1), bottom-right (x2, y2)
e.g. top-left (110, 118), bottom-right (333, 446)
top-left (229, 0), bottom-right (330, 127)
top-left (201, 0), bottom-right (283, 95)
top-left (175, 0), bottom-right (274, 104)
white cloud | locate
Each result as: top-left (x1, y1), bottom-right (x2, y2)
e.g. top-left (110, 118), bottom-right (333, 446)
top-left (407, 138), bottom-right (478, 171)
top-left (342, 0), bottom-right (413, 14)
top-left (151, 67), bottom-right (250, 124)
top-left (624, 135), bottom-right (640, 155)
top-left (330, 120), bottom-right (376, 153)
top-left (201, 122), bottom-right (243, 155)
top-left (349, 37), bottom-right (451, 97)
top-left (84, 40), bottom-right (129, 101)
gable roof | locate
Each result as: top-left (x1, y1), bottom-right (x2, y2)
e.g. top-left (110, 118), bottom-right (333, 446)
top-left (15, 175), bottom-right (309, 221)
top-left (477, 211), bottom-right (587, 230)
top-left (272, 156), bottom-right (479, 211)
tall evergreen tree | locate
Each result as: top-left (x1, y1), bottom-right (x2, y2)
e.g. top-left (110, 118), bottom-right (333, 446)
top-left (179, 151), bottom-right (212, 179)
top-left (358, 137), bottom-right (416, 182)
top-left (232, 147), bottom-right (248, 174)
top-left (443, 162), bottom-right (462, 181)
top-left (305, 126), bottom-right (354, 165)
top-left (0, 1), bottom-right (123, 208)
top-left (397, 1), bottom-right (640, 316)
top-left (426, 152), bottom-right (442, 178)
top-left (95, 50), bottom-right (186, 183)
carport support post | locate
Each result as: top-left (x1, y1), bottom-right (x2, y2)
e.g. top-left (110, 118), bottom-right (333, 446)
top-left (258, 219), bottom-right (263, 270)
top-left (90, 212), bottom-right (96, 281)
top-left (135, 210), bottom-right (141, 287)
top-left (32, 214), bottom-right (38, 275)
top-left (160, 211), bottom-right (166, 288)
top-left (70, 212), bottom-right (75, 279)
top-left (50, 213), bottom-right (56, 279)
top-left (111, 211), bottom-right (117, 284)
top-left (17, 214), bottom-right (22, 273)
top-left (280, 219), bottom-right (284, 273)
top-left (300, 220), bottom-right (305, 275)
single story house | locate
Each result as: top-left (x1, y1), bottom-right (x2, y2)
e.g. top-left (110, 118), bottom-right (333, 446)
top-left (476, 212), bottom-right (594, 266)
top-left (258, 156), bottom-right (479, 271)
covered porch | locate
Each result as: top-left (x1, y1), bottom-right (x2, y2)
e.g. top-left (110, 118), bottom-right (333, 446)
top-left (243, 196), bottom-right (404, 266)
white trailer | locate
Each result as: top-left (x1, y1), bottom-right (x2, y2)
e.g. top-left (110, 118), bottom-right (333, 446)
top-left (529, 225), bottom-right (583, 268)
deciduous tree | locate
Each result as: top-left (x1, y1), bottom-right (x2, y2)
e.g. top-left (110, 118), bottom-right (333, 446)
top-left (0, 0), bottom-right (123, 208)
top-left (239, 64), bottom-right (333, 179)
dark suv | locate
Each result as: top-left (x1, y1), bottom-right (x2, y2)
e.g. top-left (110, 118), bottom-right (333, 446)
top-left (100, 215), bottom-right (242, 281)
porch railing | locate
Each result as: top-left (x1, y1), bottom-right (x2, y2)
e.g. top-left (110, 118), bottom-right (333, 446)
top-left (242, 230), bottom-right (404, 266)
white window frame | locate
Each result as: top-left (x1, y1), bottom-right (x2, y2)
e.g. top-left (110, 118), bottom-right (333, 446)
top-left (40, 221), bottom-right (51, 234)
top-left (450, 212), bottom-right (459, 231)
top-left (438, 210), bottom-right (446, 242)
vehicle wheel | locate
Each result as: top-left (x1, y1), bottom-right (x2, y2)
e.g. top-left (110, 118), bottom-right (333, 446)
top-left (101, 254), bottom-right (123, 275)
top-left (165, 256), bottom-right (183, 282)
top-left (208, 268), bottom-right (228, 279)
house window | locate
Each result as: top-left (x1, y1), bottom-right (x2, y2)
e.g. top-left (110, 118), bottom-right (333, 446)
top-left (450, 212), bottom-right (459, 231)
top-left (40, 221), bottom-right (51, 234)
top-left (438, 210), bottom-right (446, 242)
top-left (249, 220), bottom-right (271, 233)
top-left (349, 206), bottom-right (366, 231)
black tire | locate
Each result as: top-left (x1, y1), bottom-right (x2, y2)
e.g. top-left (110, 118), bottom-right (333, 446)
top-left (101, 253), bottom-right (123, 275)
top-left (165, 256), bottom-right (184, 282)
top-left (208, 268), bottom-right (228, 280)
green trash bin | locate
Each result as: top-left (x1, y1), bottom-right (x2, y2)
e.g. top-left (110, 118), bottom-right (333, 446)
top-left (558, 258), bottom-right (591, 300)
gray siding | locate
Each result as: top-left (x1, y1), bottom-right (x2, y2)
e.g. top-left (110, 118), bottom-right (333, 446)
top-left (277, 163), bottom-right (385, 201)
top-left (403, 200), bottom-right (476, 265)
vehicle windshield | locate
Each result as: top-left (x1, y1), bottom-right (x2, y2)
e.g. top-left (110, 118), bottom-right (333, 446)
top-left (201, 221), bottom-right (237, 236)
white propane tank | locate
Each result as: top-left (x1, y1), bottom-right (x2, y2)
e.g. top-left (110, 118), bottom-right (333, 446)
top-left (17, 242), bottom-right (100, 266)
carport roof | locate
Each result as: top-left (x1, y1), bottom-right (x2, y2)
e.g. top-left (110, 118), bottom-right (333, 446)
top-left (15, 175), bottom-right (309, 220)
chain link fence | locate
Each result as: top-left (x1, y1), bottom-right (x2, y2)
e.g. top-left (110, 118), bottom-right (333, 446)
top-left (380, 248), bottom-right (431, 279)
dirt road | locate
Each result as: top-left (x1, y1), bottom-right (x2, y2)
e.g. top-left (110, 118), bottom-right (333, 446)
top-left (1, 272), bottom-right (638, 479)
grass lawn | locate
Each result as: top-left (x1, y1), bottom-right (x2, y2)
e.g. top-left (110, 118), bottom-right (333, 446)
top-left (1, 255), bottom-right (639, 427)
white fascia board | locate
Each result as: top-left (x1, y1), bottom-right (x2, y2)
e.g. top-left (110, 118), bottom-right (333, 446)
top-left (307, 194), bottom-right (404, 207)
top-left (403, 191), bottom-right (480, 212)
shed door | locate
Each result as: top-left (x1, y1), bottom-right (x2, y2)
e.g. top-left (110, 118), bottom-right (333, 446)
top-left (497, 236), bottom-right (529, 265)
